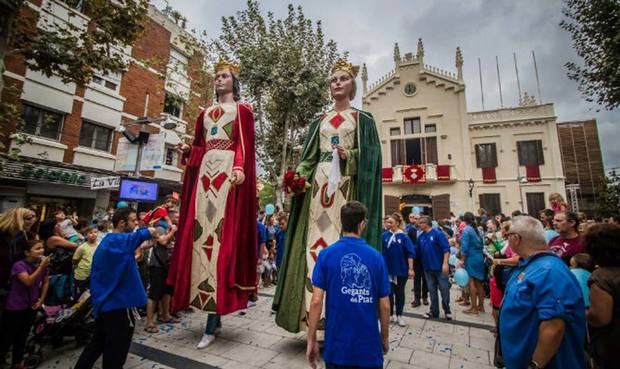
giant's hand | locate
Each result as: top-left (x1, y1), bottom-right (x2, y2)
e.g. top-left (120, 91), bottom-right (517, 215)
top-left (177, 143), bottom-right (190, 154)
top-left (333, 144), bottom-right (348, 159)
top-left (231, 170), bottom-right (245, 185)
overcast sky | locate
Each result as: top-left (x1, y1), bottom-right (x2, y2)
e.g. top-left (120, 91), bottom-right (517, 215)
top-left (153, 0), bottom-right (619, 170)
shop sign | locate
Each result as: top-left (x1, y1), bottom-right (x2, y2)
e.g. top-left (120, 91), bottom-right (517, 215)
top-left (91, 176), bottom-right (121, 190)
top-left (0, 159), bottom-right (90, 187)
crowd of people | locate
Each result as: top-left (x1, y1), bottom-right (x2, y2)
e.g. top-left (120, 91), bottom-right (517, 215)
top-left (372, 193), bottom-right (619, 369)
top-left (0, 46), bottom-right (617, 369)
top-left (0, 196), bottom-right (294, 368)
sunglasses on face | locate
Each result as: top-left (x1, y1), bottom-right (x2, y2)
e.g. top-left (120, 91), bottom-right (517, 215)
top-left (24, 216), bottom-right (35, 221)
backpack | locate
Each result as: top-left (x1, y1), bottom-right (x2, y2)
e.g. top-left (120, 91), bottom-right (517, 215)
top-left (142, 206), bottom-right (165, 226)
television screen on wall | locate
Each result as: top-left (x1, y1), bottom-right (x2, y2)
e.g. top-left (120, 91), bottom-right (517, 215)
top-left (118, 178), bottom-right (159, 202)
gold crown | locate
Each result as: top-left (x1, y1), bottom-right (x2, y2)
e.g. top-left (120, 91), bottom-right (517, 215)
top-left (214, 59), bottom-right (240, 75)
top-left (331, 58), bottom-right (360, 78)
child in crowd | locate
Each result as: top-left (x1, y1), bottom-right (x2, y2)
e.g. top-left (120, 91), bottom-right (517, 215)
top-left (0, 240), bottom-right (50, 369)
top-left (454, 250), bottom-right (470, 307)
top-left (73, 226), bottom-right (99, 297)
top-left (569, 253), bottom-right (594, 308)
top-left (96, 220), bottom-right (111, 243)
top-left (55, 209), bottom-right (83, 243)
top-left (261, 242), bottom-right (277, 287)
top-left (143, 195), bottom-right (177, 229)
top-left (549, 193), bottom-right (568, 213)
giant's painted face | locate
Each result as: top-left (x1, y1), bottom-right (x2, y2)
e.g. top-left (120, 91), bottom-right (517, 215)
top-left (330, 70), bottom-right (354, 101)
top-left (214, 69), bottom-right (234, 96)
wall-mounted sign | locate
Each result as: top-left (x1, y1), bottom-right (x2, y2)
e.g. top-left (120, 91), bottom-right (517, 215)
top-left (140, 133), bottom-right (165, 171)
top-left (91, 176), bottom-right (121, 190)
top-left (115, 137), bottom-right (138, 172)
top-left (0, 158), bottom-right (90, 187)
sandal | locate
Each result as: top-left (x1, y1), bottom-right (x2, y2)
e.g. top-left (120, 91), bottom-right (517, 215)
top-left (144, 325), bottom-right (159, 333)
top-left (157, 316), bottom-right (181, 324)
top-left (458, 300), bottom-right (471, 306)
top-left (462, 308), bottom-right (479, 315)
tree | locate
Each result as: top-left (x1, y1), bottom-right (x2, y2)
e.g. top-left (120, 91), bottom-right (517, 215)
top-left (257, 178), bottom-right (276, 209)
top-left (595, 170), bottom-right (620, 217)
top-left (214, 1), bottom-right (341, 205)
top-left (560, 0), bottom-right (620, 110)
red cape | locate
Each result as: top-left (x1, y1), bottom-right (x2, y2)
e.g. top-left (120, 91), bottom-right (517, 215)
top-left (167, 104), bottom-right (257, 314)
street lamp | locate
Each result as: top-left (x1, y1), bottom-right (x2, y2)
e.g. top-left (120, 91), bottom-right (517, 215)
top-left (517, 175), bottom-right (527, 213)
top-left (468, 178), bottom-right (475, 198)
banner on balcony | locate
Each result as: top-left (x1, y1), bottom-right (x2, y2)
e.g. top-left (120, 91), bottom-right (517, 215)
top-left (403, 165), bottom-right (426, 184)
top-left (382, 168), bottom-right (393, 183)
top-left (436, 165), bottom-right (451, 180)
top-left (526, 165), bottom-right (541, 182)
top-left (482, 167), bottom-right (497, 183)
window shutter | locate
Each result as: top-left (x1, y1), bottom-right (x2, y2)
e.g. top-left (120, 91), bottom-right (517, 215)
top-left (536, 140), bottom-right (544, 165)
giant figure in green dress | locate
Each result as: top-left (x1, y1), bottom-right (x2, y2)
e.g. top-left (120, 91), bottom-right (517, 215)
top-left (273, 59), bottom-right (383, 333)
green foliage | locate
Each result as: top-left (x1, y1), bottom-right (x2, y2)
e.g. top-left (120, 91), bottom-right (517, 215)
top-left (9, 0), bottom-right (149, 87)
top-left (214, 0), bottom-right (341, 187)
top-left (595, 171), bottom-right (620, 217)
top-left (258, 179), bottom-right (276, 208)
top-left (560, 0), bottom-right (620, 110)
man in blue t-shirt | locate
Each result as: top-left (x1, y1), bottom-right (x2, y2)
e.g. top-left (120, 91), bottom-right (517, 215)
top-left (307, 201), bottom-right (391, 369)
top-left (406, 212), bottom-right (428, 307)
top-left (417, 216), bottom-right (451, 320)
top-left (500, 216), bottom-right (585, 369)
top-left (75, 208), bottom-right (158, 369)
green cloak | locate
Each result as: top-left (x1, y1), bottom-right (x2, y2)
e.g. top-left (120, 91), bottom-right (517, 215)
top-left (272, 108), bottom-right (383, 333)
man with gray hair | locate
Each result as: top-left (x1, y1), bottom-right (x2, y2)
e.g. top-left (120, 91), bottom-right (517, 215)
top-left (499, 216), bottom-right (586, 369)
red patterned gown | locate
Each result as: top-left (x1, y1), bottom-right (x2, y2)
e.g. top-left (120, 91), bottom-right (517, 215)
top-left (167, 102), bottom-right (257, 315)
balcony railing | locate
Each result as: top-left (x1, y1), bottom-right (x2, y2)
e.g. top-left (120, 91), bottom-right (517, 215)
top-left (382, 164), bottom-right (456, 184)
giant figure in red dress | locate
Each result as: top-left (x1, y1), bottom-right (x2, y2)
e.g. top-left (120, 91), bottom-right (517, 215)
top-left (167, 61), bottom-right (257, 347)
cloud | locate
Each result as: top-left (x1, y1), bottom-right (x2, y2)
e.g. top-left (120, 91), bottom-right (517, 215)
top-left (156, 0), bottom-right (619, 169)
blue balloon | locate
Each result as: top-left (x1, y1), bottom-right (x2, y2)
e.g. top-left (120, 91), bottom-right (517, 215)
top-left (265, 203), bottom-right (275, 215)
top-left (449, 254), bottom-right (457, 266)
top-left (116, 201), bottom-right (128, 209)
top-left (412, 206), bottom-right (421, 215)
top-left (454, 268), bottom-right (470, 287)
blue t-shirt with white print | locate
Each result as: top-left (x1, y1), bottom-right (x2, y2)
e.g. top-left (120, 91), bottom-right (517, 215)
top-left (312, 236), bottom-right (391, 367)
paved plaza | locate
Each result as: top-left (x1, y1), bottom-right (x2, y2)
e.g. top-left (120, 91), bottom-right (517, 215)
top-left (37, 285), bottom-right (497, 369)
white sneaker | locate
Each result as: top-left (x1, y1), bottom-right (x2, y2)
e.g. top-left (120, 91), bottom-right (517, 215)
top-left (397, 316), bottom-right (406, 327)
top-left (247, 300), bottom-right (257, 308)
top-left (196, 334), bottom-right (215, 349)
top-left (390, 315), bottom-right (397, 323)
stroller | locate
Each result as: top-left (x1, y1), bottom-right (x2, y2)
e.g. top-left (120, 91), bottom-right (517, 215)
top-left (23, 290), bottom-right (94, 368)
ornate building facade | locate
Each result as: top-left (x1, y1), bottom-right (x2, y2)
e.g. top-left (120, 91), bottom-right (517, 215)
top-left (363, 40), bottom-right (566, 219)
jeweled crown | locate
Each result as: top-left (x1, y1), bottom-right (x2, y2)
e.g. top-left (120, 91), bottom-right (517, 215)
top-left (331, 58), bottom-right (360, 78)
top-left (214, 59), bottom-right (240, 75)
